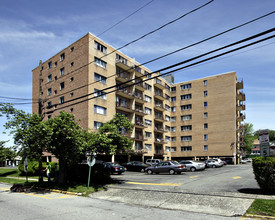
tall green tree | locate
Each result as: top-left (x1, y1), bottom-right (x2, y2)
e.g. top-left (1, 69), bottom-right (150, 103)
top-left (243, 123), bottom-right (257, 153)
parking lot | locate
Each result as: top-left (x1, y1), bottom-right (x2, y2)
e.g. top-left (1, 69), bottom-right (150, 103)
top-left (110, 163), bottom-right (259, 193)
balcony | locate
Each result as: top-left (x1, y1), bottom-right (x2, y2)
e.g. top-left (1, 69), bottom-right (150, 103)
top-left (134, 134), bottom-right (147, 141)
top-left (236, 103), bottom-right (246, 111)
top-left (237, 113), bottom-right (246, 122)
top-left (134, 93), bottom-right (146, 104)
top-left (154, 79), bottom-right (166, 90)
top-left (134, 108), bottom-right (146, 116)
top-left (116, 88), bottom-right (134, 99)
top-left (154, 92), bottom-right (165, 101)
top-left (134, 66), bottom-right (146, 78)
top-left (236, 80), bottom-right (243, 90)
top-left (154, 126), bottom-right (166, 133)
top-left (237, 92), bottom-right (246, 101)
top-left (134, 147), bottom-right (148, 154)
top-left (154, 103), bottom-right (165, 112)
top-left (116, 73), bottom-right (134, 86)
top-left (154, 138), bottom-right (167, 145)
top-left (116, 59), bottom-right (134, 73)
top-left (135, 80), bottom-right (146, 91)
top-left (154, 114), bottom-right (165, 123)
top-left (135, 121), bottom-right (147, 129)
top-left (116, 102), bottom-right (134, 113)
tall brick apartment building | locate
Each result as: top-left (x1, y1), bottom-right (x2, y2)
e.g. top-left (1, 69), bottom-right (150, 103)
top-left (32, 33), bottom-right (246, 164)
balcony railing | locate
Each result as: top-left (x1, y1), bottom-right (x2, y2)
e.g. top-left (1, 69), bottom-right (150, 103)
top-left (116, 102), bottom-right (133, 110)
top-left (116, 73), bottom-right (131, 81)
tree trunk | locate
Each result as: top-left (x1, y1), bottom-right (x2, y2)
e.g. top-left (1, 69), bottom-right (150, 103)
top-left (58, 158), bottom-right (66, 184)
top-left (38, 159), bottom-right (43, 183)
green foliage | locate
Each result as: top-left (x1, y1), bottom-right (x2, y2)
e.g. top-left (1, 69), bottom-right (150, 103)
top-left (18, 159), bottom-right (39, 175)
top-left (244, 123), bottom-right (257, 153)
top-left (252, 156), bottom-right (275, 193)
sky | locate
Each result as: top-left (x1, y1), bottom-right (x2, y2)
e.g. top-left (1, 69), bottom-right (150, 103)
top-left (0, 0), bottom-right (274, 147)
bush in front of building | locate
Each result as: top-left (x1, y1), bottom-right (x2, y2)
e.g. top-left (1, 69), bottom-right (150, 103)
top-left (18, 160), bottom-right (58, 176)
top-left (252, 156), bottom-right (275, 193)
top-left (67, 162), bottom-right (111, 184)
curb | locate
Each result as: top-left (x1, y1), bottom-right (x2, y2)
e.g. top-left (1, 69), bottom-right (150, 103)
top-left (244, 214), bottom-right (275, 219)
top-left (32, 187), bottom-right (80, 196)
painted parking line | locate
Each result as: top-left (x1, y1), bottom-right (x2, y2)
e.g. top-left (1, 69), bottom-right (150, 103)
top-left (126, 181), bottom-right (182, 186)
top-left (21, 192), bottom-right (75, 199)
top-left (189, 176), bottom-right (198, 179)
top-left (0, 187), bottom-right (10, 190)
top-left (233, 176), bottom-right (242, 179)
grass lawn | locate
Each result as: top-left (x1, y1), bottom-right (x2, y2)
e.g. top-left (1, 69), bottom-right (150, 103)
top-left (246, 199), bottom-right (275, 217)
top-left (0, 167), bottom-right (104, 195)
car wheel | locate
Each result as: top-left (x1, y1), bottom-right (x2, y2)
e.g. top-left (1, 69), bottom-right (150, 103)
top-left (190, 167), bottom-right (196, 172)
top-left (147, 169), bottom-right (153, 174)
top-left (140, 168), bottom-right (145, 173)
top-left (169, 169), bottom-right (175, 175)
top-left (213, 165), bottom-right (216, 168)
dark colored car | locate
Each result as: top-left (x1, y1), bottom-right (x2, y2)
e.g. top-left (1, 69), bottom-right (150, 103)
top-left (103, 162), bottom-right (125, 174)
top-left (145, 160), bottom-right (187, 175)
top-left (122, 161), bottom-right (149, 172)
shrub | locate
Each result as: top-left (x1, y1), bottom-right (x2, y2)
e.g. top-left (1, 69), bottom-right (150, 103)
top-left (252, 156), bottom-right (275, 193)
top-left (18, 160), bottom-right (58, 176)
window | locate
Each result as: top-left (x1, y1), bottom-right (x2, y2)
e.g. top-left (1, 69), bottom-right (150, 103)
top-left (145, 95), bottom-right (152, 103)
top-left (116, 54), bottom-right (127, 65)
top-left (165, 94), bottom-right (171, 101)
top-left (94, 73), bottom-right (106, 84)
top-left (54, 62), bottom-right (57, 67)
top-left (48, 74), bottom-right (52, 82)
top-left (204, 80), bottom-right (207, 86)
top-left (145, 83), bottom-right (152, 91)
top-left (47, 101), bottom-right (52, 107)
top-left (171, 137), bottom-right (176, 142)
top-left (145, 119), bottom-right (152, 126)
top-left (181, 125), bottom-right (192, 131)
top-left (145, 71), bottom-right (151, 78)
top-left (171, 117), bottom-right (176, 122)
top-left (94, 105), bottom-right (106, 115)
top-left (181, 146), bottom-right (192, 152)
top-left (94, 41), bottom-right (107, 54)
top-left (70, 47), bottom-right (74, 52)
top-left (171, 96), bottom-right (176, 102)
top-left (145, 144), bottom-right (152, 151)
top-left (70, 108), bottom-right (74, 113)
top-left (60, 53), bottom-right (65, 61)
top-left (181, 104), bottom-right (192, 110)
top-left (94, 89), bottom-right (107, 100)
top-left (180, 83), bottom-right (191, 90)
top-left (54, 90), bottom-right (57, 95)
top-left (60, 96), bottom-right (65, 104)
top-left (171, 87), bottom-right (176, 92)
top-left (181, 94), bottom-right (192, 100)
top-left (204, 91), bottom-right (208, 97)
top-left (60, 67), bottom-right (65, 76)
top-left (204, 123), bottom-right (208, 129)
top-left (165, 105), bottom-right (171, 112)
top-left (181, 136), bottom-right (192, 141)
top-left (71, 62), bottom-right (74, 67)
top-left (165, 115), bottom-right (170, 121)
top-left (60, 82), bottom-right (65, 90)
top-left (94, 57), bottom-right (107, 69)
top-left (145, 107), bottom-right (152, 115)
top-left (204, 134), bottom-right (208, 140)
top-left (165, 84), bottom-right (170, 91)
top-left (204, 145), bottom-right (208, 151)
top-left (204, 112), bottom-right (208, 118)
top-left (48, 61), bottom-right (52, 69)
top-left (181, 115), bottom-right (192, 121)
top-left (204, 101), bottom-right (208, 107)
top-left (70, 92), bottom-right (74, 97)
top-left (165, 125), bottom-right (171, 132)
top-left (47, 88), bottom-right (52, 96)
top-left (171, 127), bottom-right (176, 132)
top-left (94, 121), bottom-right (103, 129)
top-left (70, 77), bottom-right (74, 82)
top-left (145, 132), bottom-right (152, 138)
top-left (54, 76), bottom-right (57, 81)
top-left (171, 106), bottom-right (176, 112)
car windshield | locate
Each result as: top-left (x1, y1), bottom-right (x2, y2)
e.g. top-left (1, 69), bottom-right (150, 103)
top-left (171, 161), bottom-right (180, 165)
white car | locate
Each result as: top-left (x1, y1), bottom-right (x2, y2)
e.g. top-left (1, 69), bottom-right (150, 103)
top-left (205, 159), bottom-right (223, 168)
top-left (180, 161), bottom-right (205, 172)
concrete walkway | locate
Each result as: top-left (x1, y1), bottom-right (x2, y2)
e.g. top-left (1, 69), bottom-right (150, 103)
top-left (90, 185), bottom-right (275, 217)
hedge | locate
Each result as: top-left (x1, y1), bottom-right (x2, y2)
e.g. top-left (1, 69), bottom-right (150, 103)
top-left (18, 160), bottom-right (58, 176)
top-left (252, 156), bottom-right (275, 193)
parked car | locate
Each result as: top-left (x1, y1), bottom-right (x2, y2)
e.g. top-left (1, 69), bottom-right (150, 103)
top-left (145, 160), bottom-right (187, 174)
top-left (145, 159), bottom-right (162, 166)
top-left (103, 162), bottom-right (125, 174)
top-left (205, 159), bottom-right (223, 168)
top-left (122, 161), bottom-right (149, 172)
top-left (179, 160), bottom-right (205, 172)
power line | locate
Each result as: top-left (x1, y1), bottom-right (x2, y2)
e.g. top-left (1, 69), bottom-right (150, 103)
top-left (45, 31), bottom-right (275, 113)
top-left (43, 10), bottom-right (275, 102)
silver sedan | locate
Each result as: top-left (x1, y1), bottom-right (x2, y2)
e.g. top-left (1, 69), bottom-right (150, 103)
top-left (145, 160), bottom-right (187, 175)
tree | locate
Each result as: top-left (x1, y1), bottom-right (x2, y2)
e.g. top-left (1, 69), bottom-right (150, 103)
top-left (243, 123), bottom-right (257, 154)
top-left (45, 111), bottom-right (84, 184)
